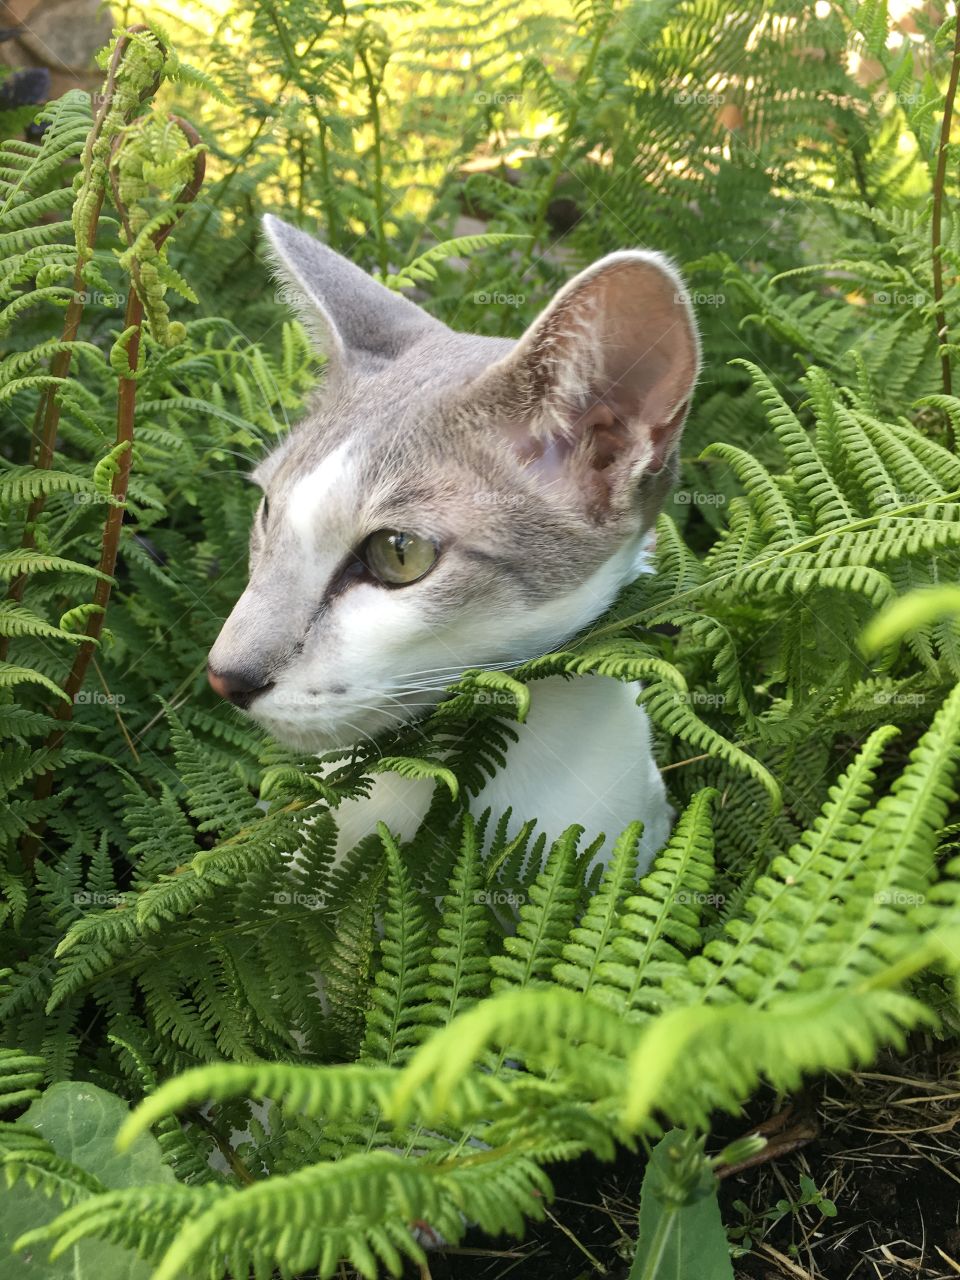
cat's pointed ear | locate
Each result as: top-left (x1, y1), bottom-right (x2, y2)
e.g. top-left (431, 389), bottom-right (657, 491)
top-left (262, 215), bottom-right (446, 380)
top-left (480, 251), bottom-right (700, 515)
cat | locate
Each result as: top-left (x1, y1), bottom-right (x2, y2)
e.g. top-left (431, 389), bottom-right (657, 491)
top-left (207, 215), bottom-right (700, 873)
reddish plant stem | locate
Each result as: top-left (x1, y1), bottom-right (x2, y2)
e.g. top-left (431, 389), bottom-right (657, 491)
top-left (60, 305), bottom-right (140, 708)
top-left (0, 195), bottom-right (106, 656)
top-left (1, 27), bottom-right (162, 658)
top-left (23, 290), bottom-right (141, 869)
top-left (22, 121), bottom-right (204, 872)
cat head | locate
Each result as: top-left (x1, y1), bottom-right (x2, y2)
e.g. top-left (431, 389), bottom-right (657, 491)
top-left (207, 216), bottom-right (699, 750)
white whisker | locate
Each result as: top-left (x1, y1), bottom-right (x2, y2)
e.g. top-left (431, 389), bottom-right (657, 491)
top-left (378, 695), bottom-right (444, 713)
top-left (338, 718), bottom-right (385, 760)
top-left (338, 701), bottom-right (412, 726)
top-left (386, 657), bottom-right (520, 684)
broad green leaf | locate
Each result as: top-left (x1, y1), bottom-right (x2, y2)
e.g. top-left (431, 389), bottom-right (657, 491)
top-left (2, 1081), bottom-right (174, 1279)
top-left (630, 1129), bottom-right (734, 1280)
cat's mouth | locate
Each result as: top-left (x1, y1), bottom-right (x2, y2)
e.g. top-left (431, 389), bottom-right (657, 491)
top-left (245, 686), bottom-right (443, 753)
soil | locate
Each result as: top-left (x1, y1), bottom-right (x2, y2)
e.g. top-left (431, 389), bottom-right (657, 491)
top-left (401, 1044), bottom-right (960, 1280)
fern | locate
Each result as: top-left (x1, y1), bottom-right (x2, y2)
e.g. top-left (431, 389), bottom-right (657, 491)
top-left (5, 4), bottom-right (960, 1277)
top-left (19, 692), bottom-right (960, 1278)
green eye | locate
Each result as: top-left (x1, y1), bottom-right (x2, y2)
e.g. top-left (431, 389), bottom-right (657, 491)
top-left (363, 529), bottom-right (439, 586)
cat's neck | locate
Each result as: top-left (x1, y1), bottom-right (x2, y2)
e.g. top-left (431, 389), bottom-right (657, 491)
top-left (331, 673), bottom-right (671, 874)
top-left (472, 674), bottom-right (670, 872)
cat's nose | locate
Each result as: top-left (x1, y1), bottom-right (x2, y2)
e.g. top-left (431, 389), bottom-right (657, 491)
top-left (207, 664), bottom-right (274, 709)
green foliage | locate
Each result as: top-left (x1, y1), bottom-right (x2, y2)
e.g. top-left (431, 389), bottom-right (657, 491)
top-left (2, 2), bottom-right (960, 1278)
top-left (630, 1130), bottom-right (734, 1280)
top-left (0, 1079), bottom-right (173, 1280)
top-left (16, 706), bottom-right (960, 1277)
top-left (727, 1170), bottom-right (837, 1259)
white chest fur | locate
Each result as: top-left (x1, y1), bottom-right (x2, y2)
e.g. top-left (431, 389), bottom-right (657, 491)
top-left (331, 675), bottom-right (672, 874)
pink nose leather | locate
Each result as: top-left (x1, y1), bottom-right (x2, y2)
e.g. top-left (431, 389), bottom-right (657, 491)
top-left (206, 664), bottom-right (273, 709)
top-left (207, 666), bottom-right (232, 700)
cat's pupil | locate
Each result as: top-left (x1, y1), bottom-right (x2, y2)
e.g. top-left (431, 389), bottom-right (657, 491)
top-left (391, 533), bottom-right (407, 564)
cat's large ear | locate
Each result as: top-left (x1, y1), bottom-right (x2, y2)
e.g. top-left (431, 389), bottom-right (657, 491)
top-left (477, 251), bottom-right (700, 516)
top-left (262, 215), bottom-right (446, 381)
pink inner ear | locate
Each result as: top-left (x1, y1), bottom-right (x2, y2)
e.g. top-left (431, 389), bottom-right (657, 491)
top-left (593, 290), bottom-right (695, 433)
top-left (487, 250), bottom-right (699, 506)
top-left (646, 400), bottom-right (690, 471)
top-left (568, 402), bottom-right (632, 472)
top-left (550, 263), bottom-right (696, 461)
top-left (502, 419), bottom-right (576, 486)
top-left (506, 401), bottom-right (636, 496)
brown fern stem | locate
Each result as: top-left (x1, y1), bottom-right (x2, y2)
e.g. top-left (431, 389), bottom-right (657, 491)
top-left (0, 27), bottom-right (162, 659)
top-left (22, 121), bottom-right (204, 872)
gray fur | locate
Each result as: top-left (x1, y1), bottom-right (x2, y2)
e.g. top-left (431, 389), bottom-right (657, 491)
top-left (208, 217), bottom-right (699, 750)
top-left (263, 215), bottom-right (446, 379)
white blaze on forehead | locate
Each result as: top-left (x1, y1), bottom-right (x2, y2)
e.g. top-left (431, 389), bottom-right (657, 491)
top-left (286, 443), bottom-right (355, 550)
